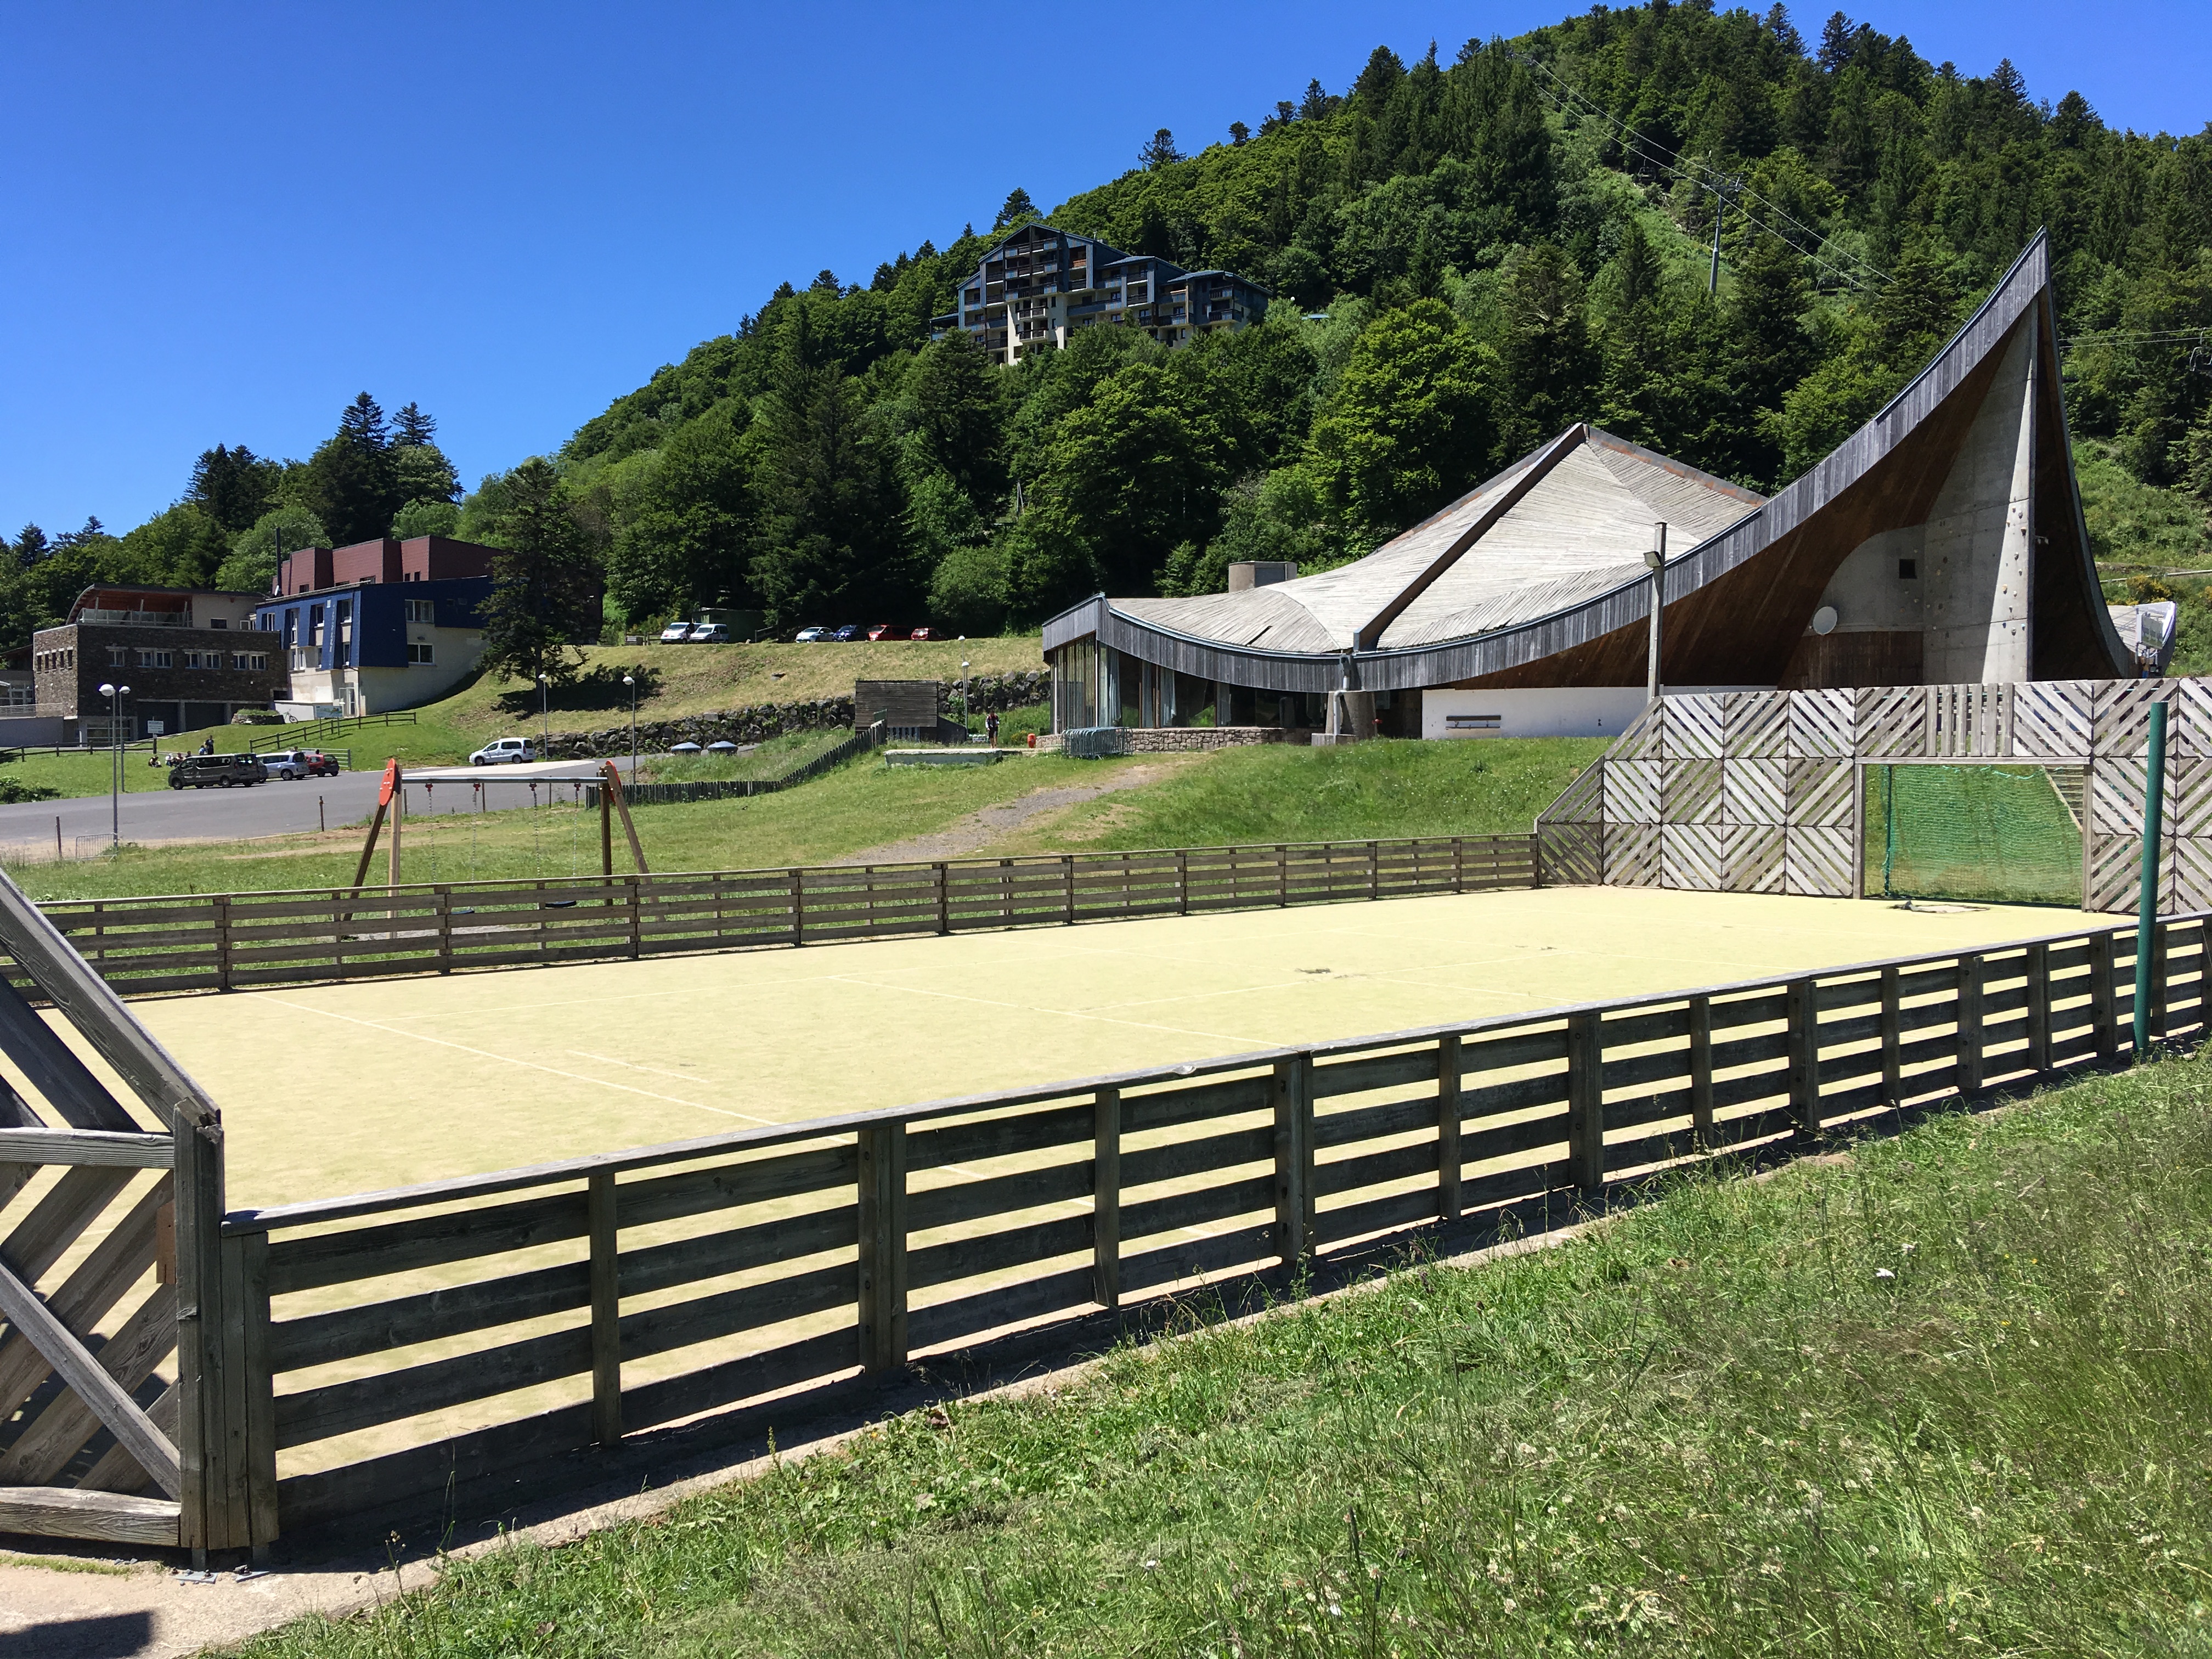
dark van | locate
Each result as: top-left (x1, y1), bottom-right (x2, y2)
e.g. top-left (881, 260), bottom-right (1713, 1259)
top-left (168, 753), bottom-right (269, 789)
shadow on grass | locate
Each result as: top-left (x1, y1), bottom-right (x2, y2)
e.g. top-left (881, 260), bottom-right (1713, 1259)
top-left (492, 663), bottom-right (663, 720)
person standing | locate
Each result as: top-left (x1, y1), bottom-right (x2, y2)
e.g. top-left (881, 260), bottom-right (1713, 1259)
top-left (985, 710), bottom-right (1000, 747)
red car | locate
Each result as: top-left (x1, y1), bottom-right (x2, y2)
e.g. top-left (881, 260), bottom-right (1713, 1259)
top-left (865, 624), bottom-right (900, 641)
top-left (908, 627), bottom-right (935, 641)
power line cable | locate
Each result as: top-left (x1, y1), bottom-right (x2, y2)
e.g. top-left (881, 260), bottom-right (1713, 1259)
top-left (1512, 51), bottom-right (1892, 291)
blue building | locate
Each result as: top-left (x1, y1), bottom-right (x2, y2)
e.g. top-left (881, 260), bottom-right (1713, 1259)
top-left (254, 536), bottom-right (496, 718)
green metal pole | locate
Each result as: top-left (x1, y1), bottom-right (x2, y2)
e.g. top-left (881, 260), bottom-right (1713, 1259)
top-left (2134, 699), bottom-right (2169, 1058)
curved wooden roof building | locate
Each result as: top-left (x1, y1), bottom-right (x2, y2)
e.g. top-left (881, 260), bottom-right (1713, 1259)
top-left (1042, 233), bottom-right (2131, 730)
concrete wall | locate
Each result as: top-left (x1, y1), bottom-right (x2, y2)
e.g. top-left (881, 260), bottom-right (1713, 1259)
top-left (1803, 321), bottom-right (2038, 686)
top-left (1423, 686), bottom-right (1652, 740)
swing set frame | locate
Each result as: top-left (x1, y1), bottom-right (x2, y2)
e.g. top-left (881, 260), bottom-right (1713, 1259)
top-left (347, 760), bottom-right (648, 895)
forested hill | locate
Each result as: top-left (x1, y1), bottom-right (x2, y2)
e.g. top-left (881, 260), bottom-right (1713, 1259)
top-left (12, 3), bottom-right (2212, 648)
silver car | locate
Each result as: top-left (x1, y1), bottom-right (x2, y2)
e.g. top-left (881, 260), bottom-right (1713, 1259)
top-left (469, 737), bottom-right (537, 765)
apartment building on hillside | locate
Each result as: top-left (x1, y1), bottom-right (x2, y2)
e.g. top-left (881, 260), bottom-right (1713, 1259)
top-left (257, 535), bottom-right (501, 717)
top-left (930, 222), bottom-right (1269, 362)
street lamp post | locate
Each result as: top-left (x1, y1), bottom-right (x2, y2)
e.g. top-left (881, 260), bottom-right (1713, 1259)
top-left (1643, 521), bottom-right (1668, 703)
top-left (623, 675), bottom-right (636, 779)
top-left (537, 671), bottom-right (551, 761)
top-left (97, 681), bottom-right (130, 850)
top-left (961, 660), bottom-right (971, 730)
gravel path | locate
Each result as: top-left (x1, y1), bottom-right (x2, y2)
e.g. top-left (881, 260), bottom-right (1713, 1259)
top-left (837, 763), bottom-right (1173, 865)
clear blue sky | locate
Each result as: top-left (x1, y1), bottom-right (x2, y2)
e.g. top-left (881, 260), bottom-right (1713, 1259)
top-left (1, 1), bottom-right (2204, 540)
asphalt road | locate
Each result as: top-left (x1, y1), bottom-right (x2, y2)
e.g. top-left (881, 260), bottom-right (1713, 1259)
top-left (0, 761), bottom-right (637, 853)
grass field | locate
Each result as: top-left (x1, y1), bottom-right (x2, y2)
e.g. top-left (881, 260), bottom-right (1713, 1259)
top-left (229, 1034), bottom-right (2212, 1657)
top-left (1, 737), bottom-right (1606, 902)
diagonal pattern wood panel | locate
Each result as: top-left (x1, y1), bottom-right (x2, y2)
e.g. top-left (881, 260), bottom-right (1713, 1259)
top-left (1785, 826), bottom-right (1856, 898)
top-left (1663, 758), bottom-right (1723, 824)
top-left (1786, 759), bottom-right (1856, 828)
top-left (1787, 689), bottom-right (1854, 758)
top-left (1724, 824), bottom-right (1787, 893)
top-left (1725, 691), bottom-right (1789, 758)
top-left (1663, 694), bottom-right (1726, 758)
top-left (1661, 823), bottom-right (1726, 891)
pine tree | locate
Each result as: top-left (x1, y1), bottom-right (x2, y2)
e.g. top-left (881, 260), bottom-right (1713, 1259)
top-left (12, 525), bottom-right (47, 570)
top-left (1139, 129), bottom-right (1183, 170)
top-left (1817, 12), bottom-right (1855, 72)
top-left (391, 403), bottom-right (437, 447)
top-left (1765, 3), bottom-right (1804, 56)
top-left (306, 394), bottom-right (402, 545)
top-left (478, 458), bottom-right (601, 686)
top-left (186, 444), bottom-right (276, 533)
top-left (1299, 79), bottom-right (1330, 120)
top-left (994, 188), bottom-right (1037, 229)
top-left (1229, 121), bottom-right (1250, 146)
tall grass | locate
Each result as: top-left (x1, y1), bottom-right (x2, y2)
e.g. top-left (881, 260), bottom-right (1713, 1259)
top-left (235, 1053), bottom-right (2212, 1657)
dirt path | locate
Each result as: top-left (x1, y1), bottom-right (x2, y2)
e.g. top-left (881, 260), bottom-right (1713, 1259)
top-left (836, 761), bottom-right (1180, 865)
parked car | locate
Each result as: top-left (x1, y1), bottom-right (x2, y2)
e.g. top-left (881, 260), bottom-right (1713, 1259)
top-left (469, 737), bottom-right (538, 766)
top-left (658, 622), bottom-right (695, 643)
top-left (908, 627), bottom-right (935, 641)
top-left (794, 625), bottom-right (831, 642)
top-left (865, 624), bottom-right (900, 641)
top-left (260, 748), bottom-right (337, 781)
top-left (168, 753), bottom-right (268, 789)
top-left (687, 623), bottom-right (733, 644)
top-left (831, 624), bottom-right (865, 642)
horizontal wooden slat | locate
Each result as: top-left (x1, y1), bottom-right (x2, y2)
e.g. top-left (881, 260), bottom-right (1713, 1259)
top-left (267, 1189), bottom-right (587, 1295)
top-left (274, 1324), bottom-right (592, 1449)
top-left (0, 1488), bottom-right (179, 1545)
top-left (0, 1128), bottom-right (171, 1167)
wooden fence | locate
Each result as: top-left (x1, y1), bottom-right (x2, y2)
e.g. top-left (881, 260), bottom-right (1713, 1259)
top-left (36, 835), bottom-right (1540, 998)
top-left (206, 912), bottom-right (2206, 1548)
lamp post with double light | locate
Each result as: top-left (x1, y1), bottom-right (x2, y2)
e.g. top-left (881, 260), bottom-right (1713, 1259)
top-left (97, 681), bottom-right (130, 850)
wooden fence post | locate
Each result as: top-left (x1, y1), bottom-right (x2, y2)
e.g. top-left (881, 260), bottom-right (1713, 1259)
top-left (789, 869), bottom-right (803, 946)
top-left (2092, 929), bottom-right (2118, 1055)
top-left (1092, 1087), bottom-right (1120, 1309)
top-left (1957, 953), bottom-right (1985, 1096)
top-left (934, 863), bottom-right (950, 934)
top-left (213, 895), bottom-right (232, 994)
top-left (856, 1124), bottom-right (908, 1375)
top-left (1880, 965), bottom-right (1903, 1105)
top-left (1277, 845), bottom-right (1288, 908)
top-left (436, 887), bottom-right (454, 974)
top-left (173, 1110), bottom-right (233, 1562)
top-left (1688, 995), bottom-right (1713, 1147)
top-left (1271, 1054), bottom-right (1314, 1268)
top-left (2025, 941), bottom-right (2051, 1073)
top-left (235, 1229), bottom-right (276, 1558)
top-left (1177, 849), bottom-right (1189, 916)
top-left (1367, 841), bottom-right (1379, 901)
top-left (627, 876), bottom-right (642, 960)
top-left (1436, 1034), bottom-right (1461, 1222)
top-left (1566, 1011), bottom-right (1604, 1195)
top-left (1063, 856), bottom-right (1076, 926)
top-left (1787, 978), bottom-right (1820, 1136)
top-left (1452, 837), bottom-right (1465, 894)
top-left (588, 1171), bottom-right (621, 1446)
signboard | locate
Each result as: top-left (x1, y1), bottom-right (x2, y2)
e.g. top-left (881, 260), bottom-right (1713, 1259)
top-left (145, 721), bottom-right (165, 736)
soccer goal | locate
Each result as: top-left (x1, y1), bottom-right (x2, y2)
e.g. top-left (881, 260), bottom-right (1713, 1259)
top-left (1863, 761), bottom-right (2086, 907)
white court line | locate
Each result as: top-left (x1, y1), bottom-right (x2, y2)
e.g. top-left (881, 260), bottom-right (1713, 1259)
top-left (264, 997), bottom-right (770, 1124)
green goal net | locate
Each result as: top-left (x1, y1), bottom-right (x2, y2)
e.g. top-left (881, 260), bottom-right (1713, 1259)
top-left (1865, 763), bottom-right (2084, 906)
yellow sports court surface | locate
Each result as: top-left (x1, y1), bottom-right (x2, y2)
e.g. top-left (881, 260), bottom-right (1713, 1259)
top-left (123, 884), bottom-right (2088, 1210)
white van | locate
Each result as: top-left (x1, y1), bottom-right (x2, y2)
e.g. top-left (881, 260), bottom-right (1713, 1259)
top-left (469, 737), bottom-right (537, 766)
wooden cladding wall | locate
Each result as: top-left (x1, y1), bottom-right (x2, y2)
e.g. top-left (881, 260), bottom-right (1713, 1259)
top-left (1538, 679), bottom-right (2212, 911)
top-left (220, 913), bottom-right (2204, 1545)
top-left (24, 837), bottom-right (1538, 1000)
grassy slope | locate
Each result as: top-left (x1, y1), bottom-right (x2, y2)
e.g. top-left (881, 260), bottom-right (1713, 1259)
top-left (233, 1051), bottom-right (2212, 1657)
top-left (0, 738), bottom-right (1601, 902)
top-left (2079, 440), bottom-right (2212, 674)
top-left (1001, 736), bottom-right (1611, 853)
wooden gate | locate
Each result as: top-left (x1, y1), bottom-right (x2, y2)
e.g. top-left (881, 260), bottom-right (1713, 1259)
top-left (0, 868), bottom-right (245, 1559)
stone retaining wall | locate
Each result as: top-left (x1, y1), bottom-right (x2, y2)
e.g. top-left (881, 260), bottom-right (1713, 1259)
top-left (539, 670), bottom-right (1047, 759)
